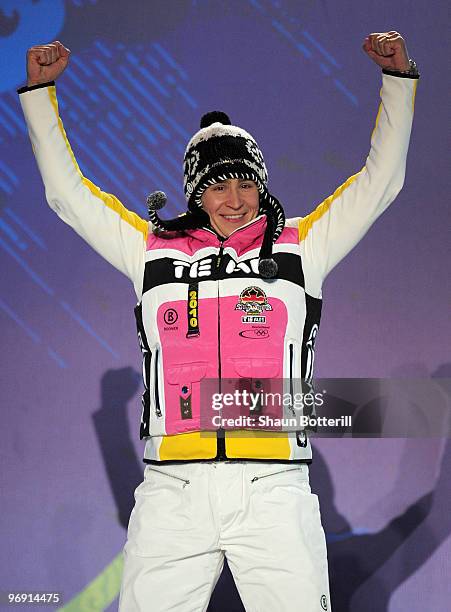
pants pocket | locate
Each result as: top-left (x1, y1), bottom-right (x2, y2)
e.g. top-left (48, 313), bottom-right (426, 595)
top-left (250, 464), bottom-right (311, 492)
top-left (125, 467), bottom-right (195, 557)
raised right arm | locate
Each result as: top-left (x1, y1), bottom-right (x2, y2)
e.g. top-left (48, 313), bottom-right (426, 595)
top-left (18, 42), bottom-right (148, 298)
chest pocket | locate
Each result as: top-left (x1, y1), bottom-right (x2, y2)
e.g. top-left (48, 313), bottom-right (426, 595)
top-left (166, 362), bottom-right (208, 423)
top-left (232, 357), bottom-right (280, 379)
top-left (231, 358), bottom-right (284, 424)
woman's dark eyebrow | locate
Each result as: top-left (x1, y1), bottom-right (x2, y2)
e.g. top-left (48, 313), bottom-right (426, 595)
top-left (215, 178), bottom-right (252, 184)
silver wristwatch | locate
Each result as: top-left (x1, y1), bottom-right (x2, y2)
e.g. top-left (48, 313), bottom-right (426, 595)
top-left (383, 58), bottom-right (419, 78)
top-left (399, 58), bottom-right (419, 76)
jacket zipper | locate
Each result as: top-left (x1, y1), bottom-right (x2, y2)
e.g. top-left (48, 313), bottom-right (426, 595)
top-left (205, 222), bottom-right (266, 461)
top-left (154, 348), bottom-right (162, 418)
top-left (146, 466), bottom-right (190, 487)
top-left (288, 342), bottom-right (296, 417)
top-left (251, 467), bottom-right (302, 483)
top-left (216, 240), bottom-right (226, 459)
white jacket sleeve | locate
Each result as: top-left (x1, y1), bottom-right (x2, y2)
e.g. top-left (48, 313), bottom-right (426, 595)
top-left (19, 83), bottom-right (148, 299)
top-left (298, 73), bottom-right (418, 289)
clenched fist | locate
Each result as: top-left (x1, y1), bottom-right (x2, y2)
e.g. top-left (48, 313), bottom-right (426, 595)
top-left (26, 41), bottom-right (71, 87)
top-left (363, 32), bottom-right (410, 71)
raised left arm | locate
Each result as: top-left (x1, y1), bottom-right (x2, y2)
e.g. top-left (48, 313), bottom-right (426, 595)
top-left (298, 32), bottom-right (419, 284)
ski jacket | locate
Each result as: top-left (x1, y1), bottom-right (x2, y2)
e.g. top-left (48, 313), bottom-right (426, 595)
top-left (18, 73), bottom-right (417, 464)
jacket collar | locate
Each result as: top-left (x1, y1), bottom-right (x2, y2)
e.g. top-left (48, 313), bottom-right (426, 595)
top-left (186, 215), bottom-right (267, 255)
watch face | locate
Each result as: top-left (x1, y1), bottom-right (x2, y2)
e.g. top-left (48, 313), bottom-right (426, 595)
top-left (407, 59), bottom-right (419, 75)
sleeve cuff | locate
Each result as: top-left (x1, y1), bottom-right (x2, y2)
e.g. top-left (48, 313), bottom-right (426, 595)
top-left (17, 81), bottom-right (55, 94)
top-left (382, 68), bottom-right (419, 79)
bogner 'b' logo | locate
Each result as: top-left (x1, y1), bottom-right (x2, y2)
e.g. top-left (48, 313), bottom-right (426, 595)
top-left (235, 286), bottom-right (272, 324)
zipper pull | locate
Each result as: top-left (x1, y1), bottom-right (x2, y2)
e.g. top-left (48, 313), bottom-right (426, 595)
top-left (216, 241), bottom-right (224, 270)
top-left (251, 467), bottom-right (302, 483)
top-left (146, 466), bottom-right (191, 487)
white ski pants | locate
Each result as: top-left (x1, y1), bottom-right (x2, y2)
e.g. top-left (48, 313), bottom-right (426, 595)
top-left (119, 461), bottom-right (331, 612)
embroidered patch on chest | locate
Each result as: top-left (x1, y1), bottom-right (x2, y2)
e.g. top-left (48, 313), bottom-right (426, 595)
top-left (235, 286), bottom-right (273, 323)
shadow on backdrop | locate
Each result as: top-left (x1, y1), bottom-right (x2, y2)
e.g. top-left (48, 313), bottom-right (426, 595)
top-left (92, 367), bottom-right (143, 529)
top-left (312, 363), bottom-right (451, 612)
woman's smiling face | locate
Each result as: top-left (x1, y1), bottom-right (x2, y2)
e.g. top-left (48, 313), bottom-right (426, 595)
top-left (201, 178), bottom-right (260, 237)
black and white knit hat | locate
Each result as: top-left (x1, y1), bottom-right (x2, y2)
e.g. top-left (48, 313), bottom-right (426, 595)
top-left (148, 111), bottom-right (286, 278)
